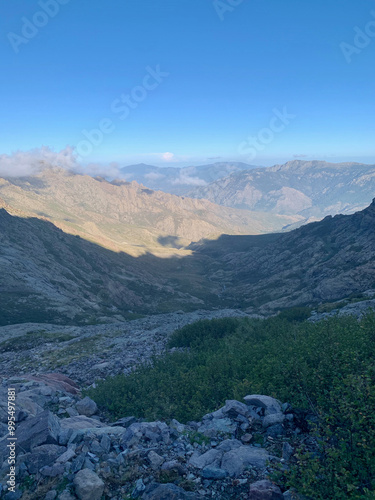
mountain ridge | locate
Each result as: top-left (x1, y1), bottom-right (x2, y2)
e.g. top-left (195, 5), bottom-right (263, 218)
top-left (187, 160), bottom-right (375, 219)
top-left (0, 167), bottom-right (300, 256)
top-left (119, 161), bottom-right (259, 195)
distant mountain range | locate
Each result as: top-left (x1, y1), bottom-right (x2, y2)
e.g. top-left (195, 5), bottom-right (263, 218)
top-left (119, 162), bottom-right (258, 195)
top-left (188, 160), bottom-right (375, 219)
top-left (119, 160), bottom-right (375, 223)
top-left (0, 167), bottom-right (299, 256)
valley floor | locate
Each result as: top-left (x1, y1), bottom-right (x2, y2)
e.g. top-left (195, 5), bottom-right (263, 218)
top-left (0, 309), bottom-right (255, 386)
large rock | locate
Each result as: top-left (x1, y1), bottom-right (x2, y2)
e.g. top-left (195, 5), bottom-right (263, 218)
top-left (221, 400), bottom-right (252, 418)
top-left (142, 483), bottom-right (200, 499)
top-left (217, 439), bottom-right (242, 452)
top-left (73, 468), bottom-right (104, 500)
top-left (198, 417), bottom-right (237, 437)
top-left (201, 466), bottom-right (228, 479)
top-left (13, 394), bottom-right (44, 419)
top-left (59, 416), bottom-right (106, 431)
top-left (189, 448), bottom-right (222, 469)
top-left (148, 450), bottom-right (164, 469)
top-left (248, 480), bottom-right (284, 499)
top-left (23, 444), bottom-right (66, 473)
top-left (9, 410), bottom-right (60, 453)
top-left (263, 413), bottom-right (285, 428)
top-left (243, 395), bottom-right (282, 415)
top-left (27, 374), bottom-right (80, 395)
top-left (75, 397), bottom-right (97, 417)
top-left (221, 446), bottom-right (271, 477)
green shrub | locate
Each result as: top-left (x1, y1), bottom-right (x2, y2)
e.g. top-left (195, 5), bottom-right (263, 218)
top-left (167, 317), bottom-right (241, 348)
top-left (277, 306), bottom-right (312, 322)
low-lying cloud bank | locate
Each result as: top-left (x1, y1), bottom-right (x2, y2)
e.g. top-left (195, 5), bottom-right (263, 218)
top-left (0, 147), bottom-right (121, 179)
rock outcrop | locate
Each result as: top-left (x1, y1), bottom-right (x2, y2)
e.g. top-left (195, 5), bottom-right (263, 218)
top-left (0, 375), bottom-right (310, 499)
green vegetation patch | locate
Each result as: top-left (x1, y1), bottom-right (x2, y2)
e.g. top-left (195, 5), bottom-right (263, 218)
top-left (41, 334), bottom-right (103, 367)
top-left (0, 330), bottom-right (75, 353)
top-left (87, 312), bottom-right (375, 498)
top-left (167, 317), bottom-right (241, 348)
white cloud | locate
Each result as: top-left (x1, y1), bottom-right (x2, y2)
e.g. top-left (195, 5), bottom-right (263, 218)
top-left (0, 146), bottom-right (77, 178)
top-left (0, 147), bottom-right (122, 179)
top-left (171, 173), bottom-right (208, 186)
top-left (144, 171), bottom-right (166, 180)
top-left (161, 152), bottom-right (174, 162)
top-left (77, 161), bottom-right (120, 178)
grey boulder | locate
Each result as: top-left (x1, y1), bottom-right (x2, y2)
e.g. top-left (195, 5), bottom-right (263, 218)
top-left (189, 448), bottom-right (222, 469)
top-left (201, 466), bottom-right (228, 479)
top-left (75, 397), bottom-right (97, 417)
top-left (243, 395), bottom-right (282, 415)
top-left (73, 468), bottom-right (104, 500)
top-left (263, 413), bottom-right (285, 428)
top-left (248, 480), bottom-right (284, 499)
top-left (221, 446), bottom-right (271, 477)
top-left (23, 444), bottom-right (66, 473)
top-left (11, 410), bottom-right (60, 452)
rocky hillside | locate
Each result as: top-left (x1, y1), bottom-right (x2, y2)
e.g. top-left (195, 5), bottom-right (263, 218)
top-left (188, 160), bottom-right (375, 221)
top-left (0, 168), bottom-right (298, 256)
top-left (190, 198), bottom-right (375, 313)
top-left (0, 310), bottom-right (252, 384)
top-left (1, 199), bottom-right (375, 324)
top-left (0, 209), bottom-right (217, 325)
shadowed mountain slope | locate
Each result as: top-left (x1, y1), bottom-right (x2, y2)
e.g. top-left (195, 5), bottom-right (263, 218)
top-left (195, 198), bottom-right (375, 313)
top-left (1, 200), bottom-right (374, 325)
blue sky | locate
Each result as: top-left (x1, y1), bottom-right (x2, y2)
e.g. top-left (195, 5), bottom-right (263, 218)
top-left (1, 0), bottom-right (375, 167)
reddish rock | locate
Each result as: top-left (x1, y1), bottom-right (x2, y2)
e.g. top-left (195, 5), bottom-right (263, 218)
top-left (28, 373), bottom-right (80, 394)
